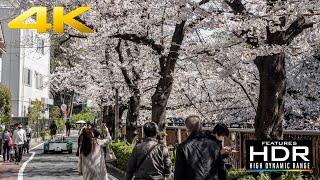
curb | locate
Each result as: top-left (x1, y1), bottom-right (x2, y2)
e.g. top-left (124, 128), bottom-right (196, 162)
top-left (106, 163), bottom-right (126, 179)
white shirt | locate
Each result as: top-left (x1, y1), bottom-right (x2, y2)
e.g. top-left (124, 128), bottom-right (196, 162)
top-left (13, 129), bottom-right (27, 145)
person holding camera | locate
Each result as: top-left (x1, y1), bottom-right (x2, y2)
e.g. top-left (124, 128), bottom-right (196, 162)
top-left (80, 124), bottom-right (112, 180)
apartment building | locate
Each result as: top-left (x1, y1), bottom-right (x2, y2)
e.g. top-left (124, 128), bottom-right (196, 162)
top-left (0, 2), bottom-right (53, 118)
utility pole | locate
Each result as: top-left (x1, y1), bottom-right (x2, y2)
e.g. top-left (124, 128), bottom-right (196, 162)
top-left (114, 88), bottom-right (119, 140)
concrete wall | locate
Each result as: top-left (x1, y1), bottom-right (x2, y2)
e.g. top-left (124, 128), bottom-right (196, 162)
top-left (0, 7), bottom-right (21, 117)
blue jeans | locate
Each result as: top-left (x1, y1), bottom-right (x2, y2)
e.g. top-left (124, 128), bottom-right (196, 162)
top-left (2, 141), bottom-right (10, 161)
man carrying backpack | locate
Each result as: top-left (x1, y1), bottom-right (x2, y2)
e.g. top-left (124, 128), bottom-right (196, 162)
top-left (126, 122), bottom-right (172, 180)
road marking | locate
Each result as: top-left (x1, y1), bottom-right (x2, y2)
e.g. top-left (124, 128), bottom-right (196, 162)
top-left (18, 142), bottom-right (44, 180)
top-left (30, 142), bottom-right (44, 151)
top-left (18, 151), bottom-right (35, 180)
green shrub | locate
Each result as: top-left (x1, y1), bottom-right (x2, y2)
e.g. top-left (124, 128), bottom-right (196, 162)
top-left (109, 141), bottom-right (134, 171)
top-left (50, 106), bottom-right (61, 119)
top-left (71, 111), bottom-right (95, 125)
top-left (227, 169), bottom-right (313, 180)
top-left (56, 119), bottom-right (65, 133)
top-left (28, 100), bottom-right (42, 126)
top-left (0, 84), bottom-right (12, 126)
top-left (228, 169), bottom-right (253, 179)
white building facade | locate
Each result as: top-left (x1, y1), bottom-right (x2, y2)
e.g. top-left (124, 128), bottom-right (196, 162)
top-left (0, 2), bottom-right (52, 118)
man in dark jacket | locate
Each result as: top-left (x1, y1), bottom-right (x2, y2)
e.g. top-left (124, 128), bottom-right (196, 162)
top-left (126, 122), bottom-right (171, 180)
top-left (65, 119), bottom-right (71, 137)
top-left (49, 121), bottom-right (58, 140)
top-left (205, 123), bottom-right (231, 180)
top-left (174, 115), bottom-right (222, 180)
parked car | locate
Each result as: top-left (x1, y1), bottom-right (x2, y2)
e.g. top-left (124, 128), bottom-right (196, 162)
top-left (43, 135), bottom-right (73, 154)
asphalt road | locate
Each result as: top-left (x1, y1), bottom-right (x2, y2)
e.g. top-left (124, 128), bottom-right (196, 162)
top-left (22, 132), bottom-right (118, 180)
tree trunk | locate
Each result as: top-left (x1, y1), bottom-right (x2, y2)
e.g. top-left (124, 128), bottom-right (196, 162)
top-left (126, 94), bottom-right (140, 143)
top-left (254, 53), bottom-right (286, 140)
top-left (151, 75), bottom-right (173, 135)
top-left (102, 105), bottom-right (126, 138)
top-left (151, 21), bottom-right (186, 142)
top-left (103, 106), bottom-right (115, 138)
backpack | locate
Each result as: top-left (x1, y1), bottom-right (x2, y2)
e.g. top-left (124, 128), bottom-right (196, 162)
top-left (8, 136), bottom-right (14, 147)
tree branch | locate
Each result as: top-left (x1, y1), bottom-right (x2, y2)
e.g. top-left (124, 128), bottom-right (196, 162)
top-left (224, 0), bottom-right (246, 14)
top-left (59, 34), bottom-right (87, 46)
top-left (267, 16), bottom-right (314, 45)
top-left (112, 33), bottom-right (163, 54)
top-left (115, 40), bottom-right (132, 86)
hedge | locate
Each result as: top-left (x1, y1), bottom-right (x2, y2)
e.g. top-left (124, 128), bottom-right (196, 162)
top-left (227, 169), bottom-right (314, 180)
top-left (109, 141), bottom-right (133, 171)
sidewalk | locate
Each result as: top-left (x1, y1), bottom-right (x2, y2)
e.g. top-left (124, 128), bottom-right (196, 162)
top-left (0, 138), bottom-right (44, 180)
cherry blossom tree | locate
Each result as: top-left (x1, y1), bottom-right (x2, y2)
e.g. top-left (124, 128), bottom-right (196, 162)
top-left (16, 0), bottom-right (320, 141)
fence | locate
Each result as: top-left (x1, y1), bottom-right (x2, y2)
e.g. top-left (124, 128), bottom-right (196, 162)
top-left (164, 126), bottom-right (320, 176)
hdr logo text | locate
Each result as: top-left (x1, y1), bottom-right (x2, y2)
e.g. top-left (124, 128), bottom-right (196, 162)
top-left (8, 7), bottom-right (93, 33)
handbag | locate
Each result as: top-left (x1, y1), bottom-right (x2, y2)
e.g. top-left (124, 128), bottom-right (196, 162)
top-left (105, 144), bottom-right (117, 162)
top-left (8, 136), bottom-right (14, 147)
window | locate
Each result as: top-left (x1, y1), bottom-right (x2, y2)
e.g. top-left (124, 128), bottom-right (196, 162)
top-left (26, 30), bottom-right (34, 44)
top-left (36, 38), bottom-right (45, 54)
top-left (24, 69), bottom-right (32, 86)
top-left (35, 72), bottom-right (44, 89)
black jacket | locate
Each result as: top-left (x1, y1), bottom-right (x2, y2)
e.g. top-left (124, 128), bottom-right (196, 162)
top-left (174, 131), bottom-right (224, 180)
top-left (205, 132), bottom-right (229, 180)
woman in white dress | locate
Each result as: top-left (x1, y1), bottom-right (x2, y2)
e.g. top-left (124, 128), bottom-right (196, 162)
top-left (81, 125), bottom-right (111, 180)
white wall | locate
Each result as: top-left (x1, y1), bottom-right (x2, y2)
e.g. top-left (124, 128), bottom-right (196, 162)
top-left (19, 29), bottom-right (51, 118)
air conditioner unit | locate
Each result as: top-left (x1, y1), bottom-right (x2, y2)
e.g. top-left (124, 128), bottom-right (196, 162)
top-left (41, 97), bottom-right (46, 104)
top-left (40, 98), bottom-right (53, 106)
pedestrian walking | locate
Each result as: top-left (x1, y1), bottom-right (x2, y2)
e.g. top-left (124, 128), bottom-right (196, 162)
top-left (77, 125), bottom-right (87, 175)
top-left (24, 123), bottom-right (32, 154)
top-left (80, 124), bottom-right (111, 180)
top-left (13, 123), bottom-right (27, 164)
top-left (49, 120), bottom-right (58, 140)
top-left (65, 119), bottom-right (72, 137)
top-left (174, 115), bottom-right (223, 180)
top-left (126, 122), bottom-right (172, 180)
top-left (2, 128), bottom-right (12, 162)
